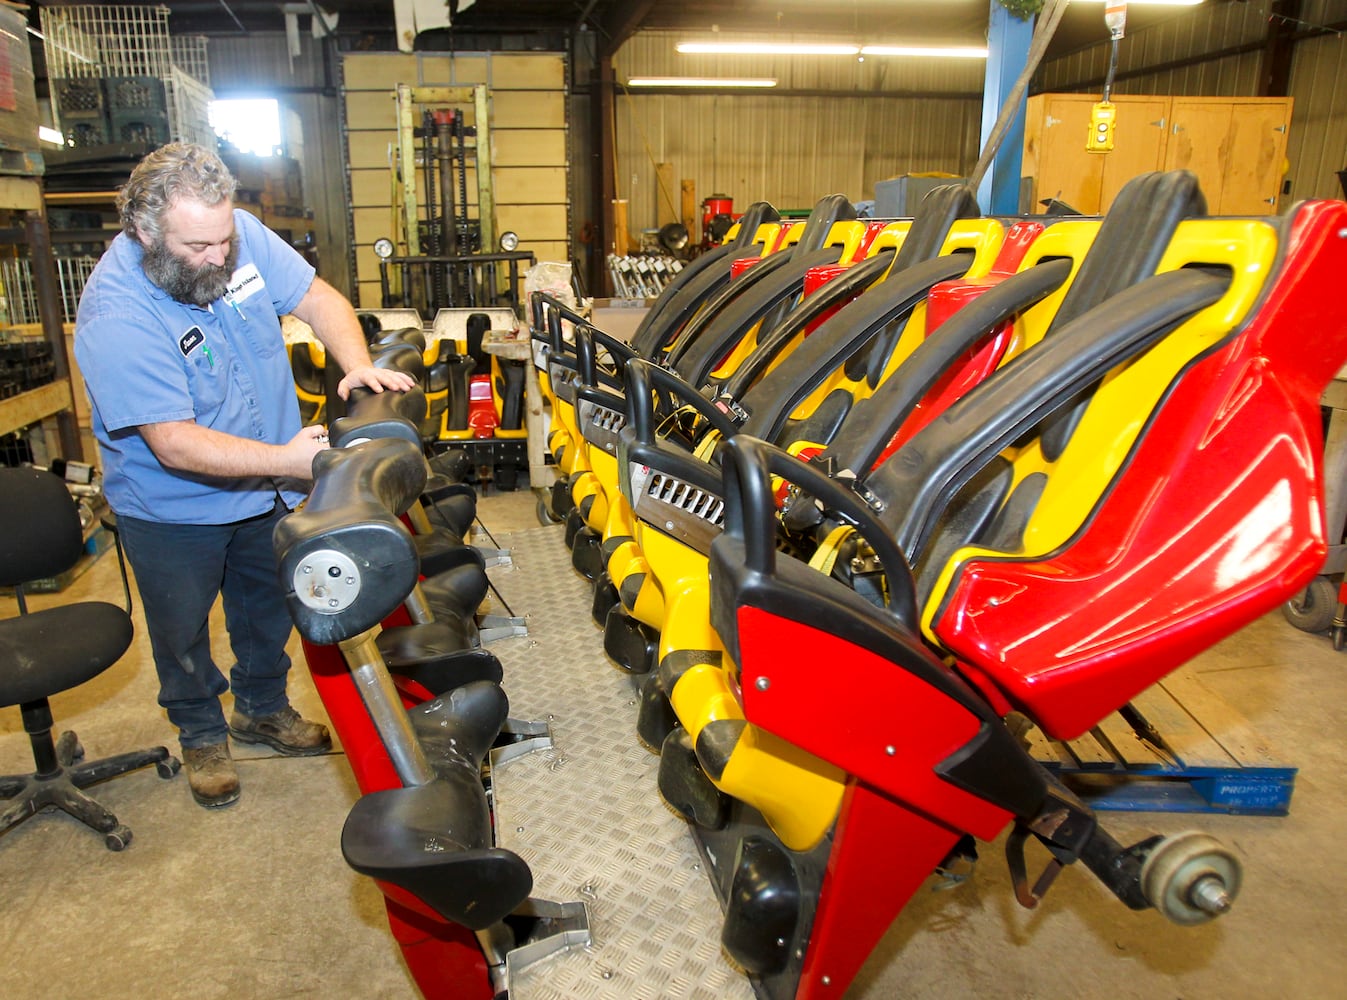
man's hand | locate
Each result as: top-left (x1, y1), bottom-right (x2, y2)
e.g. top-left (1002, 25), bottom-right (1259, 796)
top-left (336, 364), bottom-right (418, 400)
top-left (281, 424), bottom-right (331, 478)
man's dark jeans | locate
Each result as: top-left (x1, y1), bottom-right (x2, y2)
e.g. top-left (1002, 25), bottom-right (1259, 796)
top-left (117, 500), bottom-right (295, 749)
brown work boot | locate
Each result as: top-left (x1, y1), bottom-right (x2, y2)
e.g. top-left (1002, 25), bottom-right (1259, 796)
top-left (229, 705), bottom-right (331, 756)
top-left (182, 743), bottom-right (240, 809)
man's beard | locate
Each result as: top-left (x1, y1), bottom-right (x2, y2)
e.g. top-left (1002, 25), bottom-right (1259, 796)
top-left (142, 237), bottom-right (239, 307)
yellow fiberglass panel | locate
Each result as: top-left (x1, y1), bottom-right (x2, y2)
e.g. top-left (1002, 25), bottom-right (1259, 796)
top-left (720, 722), bottom-right (846, 852)
top-left (781, 218), bottom-right (1007, 423)
top-left (706, 220), bottom-right (870, 382)
top-left (993, 219), bottom-right (1101, 365)
top-left (920, 218), bottom-right (1278, 638)
top-left (602, 490), bottom-right (635, 550)
top-left (585, 442), bottom-right (619, 517)
top-left (669, 663), bottom-right (738, 742)
top-left (864, 220), bottom-right (912, 257)
top-left (722, 220), bottom-right (782, 257)
top-left (669, 663), bottom-right (846, 853)
top-left (772, 220), bottom-right (807, 251)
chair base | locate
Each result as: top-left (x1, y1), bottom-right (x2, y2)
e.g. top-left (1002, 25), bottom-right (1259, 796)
top-left (0, 729), bottom-right (180, 851)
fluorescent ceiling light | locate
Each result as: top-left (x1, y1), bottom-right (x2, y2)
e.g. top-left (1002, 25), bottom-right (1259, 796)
top-left (628, 76), bottom-right (778, 88)
top-left (861, 45), bottom-right (989, 58)
top-left (677, 42), bottom-right (860, 55)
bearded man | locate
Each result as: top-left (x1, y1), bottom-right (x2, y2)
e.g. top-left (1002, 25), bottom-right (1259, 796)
top-left (75, 142), bottom-right (414, 808)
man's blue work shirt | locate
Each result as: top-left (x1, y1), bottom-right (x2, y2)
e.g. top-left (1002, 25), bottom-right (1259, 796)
top-left (75, 209), bottom-right (315, 524)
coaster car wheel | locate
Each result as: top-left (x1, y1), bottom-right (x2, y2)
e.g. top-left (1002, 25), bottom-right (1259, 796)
top-left (1281, 576), bottom-right (1336, 633)
top-left (1140, 830), bottom-right (1241, 926)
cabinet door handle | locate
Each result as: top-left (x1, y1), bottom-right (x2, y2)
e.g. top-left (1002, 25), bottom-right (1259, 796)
top-left (1274, 124), bottom-right (1287, 133)
top-left (1264, 197), bottom-right (1277, 204)
top-left (1149, 118), bottom-right (1166, 129)
top-left (1172, 123), bottom-right (1185, 135)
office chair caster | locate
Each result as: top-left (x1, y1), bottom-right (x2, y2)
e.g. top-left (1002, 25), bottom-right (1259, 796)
top-left (105, 825), bottom-right (133, 852)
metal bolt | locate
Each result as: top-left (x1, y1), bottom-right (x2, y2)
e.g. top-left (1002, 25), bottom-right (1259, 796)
top-left (1339, 227), bottom-right (1347, 239)
top-left (328, 598), bottom-right (339, 608)
top-left (516, 826), bottom-right (525, 833)
top-left (822, 975), bottom-right (832, 986)
top-left (755, 676), bottom-right (770, 691)
top-left (1189, 875), bottom-right (1233, 915)
top-left (665, 520), bottom-right (674, 530)
top-left (885, 745), bottom-right (896, 756)
top-left (327, 565), bottom-right (342, 577)
top-left (302, 565), bottom-right (313, 574)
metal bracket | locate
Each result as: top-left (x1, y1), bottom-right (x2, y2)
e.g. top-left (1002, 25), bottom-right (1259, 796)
top-left (485, 898), bottom-right (592, 995)
top-left (475, 546), bottom-right (514, 568)
top-left (1005, 824), bottom-right (1065, 910)
top-left (479, 613), bottom-right (529, 642)
top-left (489, 716), bottom-right (554, 768)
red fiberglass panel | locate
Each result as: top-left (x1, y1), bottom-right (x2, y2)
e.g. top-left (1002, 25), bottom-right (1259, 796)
top-left (933, 201), bottom-right (1347, 740)
top-left (730, 255), bottom-right (768, 280)
top-left (872, 221), bottom-right (1048, 464)
top-left (733, 605), bottom-right (1013, 841)
top-left (468, 374), bottom-right (496, 438)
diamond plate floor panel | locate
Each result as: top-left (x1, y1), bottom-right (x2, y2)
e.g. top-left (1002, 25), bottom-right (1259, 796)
top-left (487, 524), bottom-right (754, 1000)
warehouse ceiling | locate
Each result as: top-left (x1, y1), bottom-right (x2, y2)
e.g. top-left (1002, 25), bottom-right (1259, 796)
top-left (33, 1), bottom-right (1213, 60)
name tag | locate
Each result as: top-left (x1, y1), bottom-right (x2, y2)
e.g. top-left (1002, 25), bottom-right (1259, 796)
top-left (225, 263), bottom-right (265, 304)
top-left (178, 325), bottom-right (205, 356)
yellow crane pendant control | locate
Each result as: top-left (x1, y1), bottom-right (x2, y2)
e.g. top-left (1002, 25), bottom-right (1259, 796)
top-left (1087, 101), bottom-right (1116, 153)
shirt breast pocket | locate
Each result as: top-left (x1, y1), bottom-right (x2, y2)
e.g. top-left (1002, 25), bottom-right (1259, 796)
top-left (185, 350), bottom-right (228, 420)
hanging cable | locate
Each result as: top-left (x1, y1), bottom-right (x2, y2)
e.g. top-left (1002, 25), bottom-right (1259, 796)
top-left (1102, 1), bottom-right (1128, 102)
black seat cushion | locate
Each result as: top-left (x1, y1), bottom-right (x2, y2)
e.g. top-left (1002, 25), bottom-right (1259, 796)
top-left (0, 603), bottom-right (133, 707)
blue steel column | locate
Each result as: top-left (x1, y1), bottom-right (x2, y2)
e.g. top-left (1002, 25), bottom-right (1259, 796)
top-left (978, 2), bottom-right (1036, 215)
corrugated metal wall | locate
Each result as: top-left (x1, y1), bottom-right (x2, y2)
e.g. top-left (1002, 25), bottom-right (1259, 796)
top-left (1283, 3), bottom-right (1347, 201)
top-left (1038, 1), bottom-right (1267, 96)
top-left (1037, 0), bottom-right (1347, 201)
top-left (613, 31), bottom-right (982, 231)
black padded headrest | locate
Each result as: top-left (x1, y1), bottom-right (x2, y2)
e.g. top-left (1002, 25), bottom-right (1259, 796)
top-left (891, 185), bottom-right (981, 272)
top-left (789, 194), bottom-right (857, 258)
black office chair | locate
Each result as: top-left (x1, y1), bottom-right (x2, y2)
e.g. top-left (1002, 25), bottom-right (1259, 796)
top-left (0, 467), bottom-right (179, 850)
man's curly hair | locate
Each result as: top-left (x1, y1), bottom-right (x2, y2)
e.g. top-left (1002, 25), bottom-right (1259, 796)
top-left (117, 143), bottom-right (238, 244)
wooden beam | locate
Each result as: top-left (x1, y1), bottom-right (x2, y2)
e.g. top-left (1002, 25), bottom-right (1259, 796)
top-left (1260, 0), bottom-right (1302, 97)
top-left (681, 179), bottom-right (697, 243)
top-left (0, 382), bottom-right (73, 439)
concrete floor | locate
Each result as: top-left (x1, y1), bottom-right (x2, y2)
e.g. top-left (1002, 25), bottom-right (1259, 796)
top-left (2, 488), bottom-right (1346, 999)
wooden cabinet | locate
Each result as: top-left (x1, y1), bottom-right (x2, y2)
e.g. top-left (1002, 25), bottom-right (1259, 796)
top-left (1023, 93), bottom-right (1293, 215)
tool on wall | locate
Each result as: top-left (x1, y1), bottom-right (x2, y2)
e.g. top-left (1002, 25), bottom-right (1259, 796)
top-left (1087, 1), bottom-right (1128, 153)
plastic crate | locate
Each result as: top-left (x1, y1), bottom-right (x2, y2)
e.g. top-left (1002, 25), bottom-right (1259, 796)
top-left (54, 77), bottom-right (104, 113)
top-left (105, 75), bottom-right (167, 113)
top-left (109, 108), bottom-right (171, 146)
top-left (63, 114), bottom-right (111, 148)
